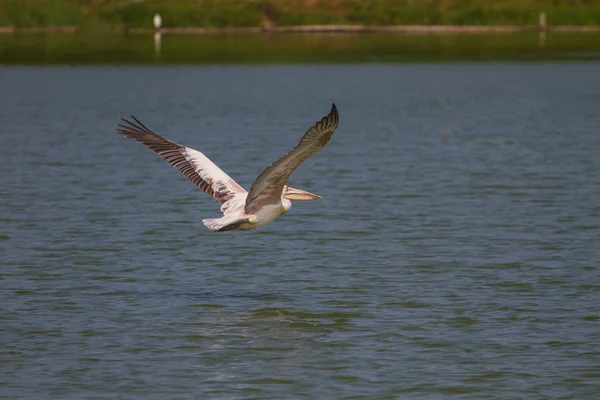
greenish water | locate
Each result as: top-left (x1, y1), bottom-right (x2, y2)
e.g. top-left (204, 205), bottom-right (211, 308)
top-left (1, 32), bottom-right (600, 64)
top-left (1, 63), bottom-right (600, 398)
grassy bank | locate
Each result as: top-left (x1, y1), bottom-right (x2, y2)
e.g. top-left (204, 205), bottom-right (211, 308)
top-left (1, 0), bottom-right (600, 29)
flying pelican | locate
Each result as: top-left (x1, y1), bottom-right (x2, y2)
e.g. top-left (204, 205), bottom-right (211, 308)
top-left (115, 104), bottom-right (339, 232)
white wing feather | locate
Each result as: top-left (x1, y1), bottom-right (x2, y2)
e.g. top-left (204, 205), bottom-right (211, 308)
top-left (115, 116), bottom-right (246, 209)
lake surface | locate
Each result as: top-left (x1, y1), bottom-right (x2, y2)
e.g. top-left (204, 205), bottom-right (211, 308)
top-left (1, 63), bottom-right (600, 399)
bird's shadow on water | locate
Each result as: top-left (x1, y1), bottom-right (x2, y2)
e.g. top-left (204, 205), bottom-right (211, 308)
top-left (125, 289), bottom-right (344, 335)
top-left (123, 289), bottom-right (353, 326)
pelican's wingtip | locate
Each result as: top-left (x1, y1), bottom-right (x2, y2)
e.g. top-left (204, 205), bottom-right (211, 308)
top-left (330, 103), bottom-right (339, 119)
top-left (115, 119), bottom-right (129, 130)
top-left (329, 103), bottom-right (339, 125)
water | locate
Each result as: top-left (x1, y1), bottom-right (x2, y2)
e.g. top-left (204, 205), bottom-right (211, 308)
top-left (1, 63), bottom-right (600, 399)
top-left (2, 32), bottom-right (600, 64)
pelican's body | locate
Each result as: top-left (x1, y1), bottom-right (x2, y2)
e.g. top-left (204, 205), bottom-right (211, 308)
top-left (201, 194), bottom-right (291, 232)
top-left (115, 104), bottom-right (339, 232)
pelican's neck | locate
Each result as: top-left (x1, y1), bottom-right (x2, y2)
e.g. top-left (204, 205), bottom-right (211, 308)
top-left (281, 198), bottom-right (292, 213)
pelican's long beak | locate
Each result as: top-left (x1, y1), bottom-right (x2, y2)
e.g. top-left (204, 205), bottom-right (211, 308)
top-left (283, 186), bottom-right (322, 201)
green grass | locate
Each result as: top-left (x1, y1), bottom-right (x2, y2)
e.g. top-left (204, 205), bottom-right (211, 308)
top-left (98, 1), bottom-right (262, 29)
top-left (1, 0), bottom-right (600, 29)
top-left (0, 0), bottom-right (86, 28)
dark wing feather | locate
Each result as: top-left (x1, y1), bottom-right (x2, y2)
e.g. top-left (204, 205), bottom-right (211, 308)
top-left (115, 116), bottom-right (245, 206)
top-left (244, 104), bottom-right (339, 213)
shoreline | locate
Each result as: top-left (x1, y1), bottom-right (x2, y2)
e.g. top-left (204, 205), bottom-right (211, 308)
top-left (2, 24), bottom-right (600, 35)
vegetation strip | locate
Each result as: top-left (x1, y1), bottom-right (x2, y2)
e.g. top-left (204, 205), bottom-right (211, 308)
top-left (1, 0), bottom-right (600, 30)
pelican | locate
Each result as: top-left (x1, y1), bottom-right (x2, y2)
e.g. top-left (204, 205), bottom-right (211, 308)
top-left (115, 104), bottom-right (339, 232)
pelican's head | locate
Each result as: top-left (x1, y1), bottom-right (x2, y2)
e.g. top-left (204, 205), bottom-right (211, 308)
top-left (282, 185), bottom-right (322, 201)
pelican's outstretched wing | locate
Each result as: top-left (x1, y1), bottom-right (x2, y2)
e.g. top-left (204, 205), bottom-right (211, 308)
top-left (116, 116), bottom-right (246, 205)
top-left (244, 103), bottom-right (339, 213)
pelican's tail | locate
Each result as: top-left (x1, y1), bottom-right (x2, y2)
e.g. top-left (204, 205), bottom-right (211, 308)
top-left (202, 218), bottom-right (223, 232)
top-left (202, 217), bottom-right (249, 232)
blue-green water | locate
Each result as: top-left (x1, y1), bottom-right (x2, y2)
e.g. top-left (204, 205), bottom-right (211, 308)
top-left (2, 32), bottom-right (600, 64)
top-left (1, 64), bottom-right (600, 398)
